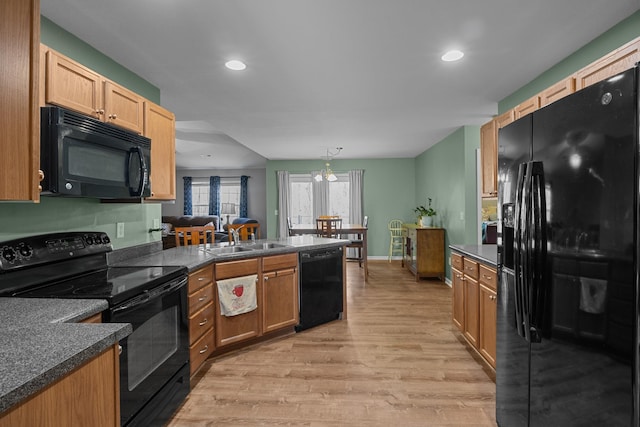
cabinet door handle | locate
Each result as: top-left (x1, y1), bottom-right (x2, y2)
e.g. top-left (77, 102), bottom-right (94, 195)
top-left (483, 274), bottom-right (493, 280)
top-left (198, 295), bottom-right (207, 301)
top-left (199, 345), bottom-right (209, 354)
top-left (199, 318), bottom-right (208, 326)
top-left (198, 277), bottom-right (205, 281)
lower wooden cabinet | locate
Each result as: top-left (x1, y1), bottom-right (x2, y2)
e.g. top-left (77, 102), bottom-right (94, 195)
top-left (0, 345), bottom-right (120, 427)
top-left (187, 264), bottom-right (215, 376)
top-left (214, 258), bottom-right (261, 347)
top-left (451, 251), bottom-right (497, 369)
top-left (262, 253), bottom-right (299, 333)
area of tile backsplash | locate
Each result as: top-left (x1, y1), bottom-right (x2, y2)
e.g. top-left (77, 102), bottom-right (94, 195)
top-left (0, 197), bottom-right (162, 249)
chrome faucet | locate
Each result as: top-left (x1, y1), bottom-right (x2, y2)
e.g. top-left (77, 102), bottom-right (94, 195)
top-left (231, 225), bottom-right (244, 245)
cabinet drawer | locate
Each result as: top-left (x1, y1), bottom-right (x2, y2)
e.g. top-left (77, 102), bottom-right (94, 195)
top-left (189, 329), bottom-right (214, 376)
top-left (188, 264), bottom-right (213, 294)
top-left (189, 283), bottom-right (213, 315)
top-left (189, 302), bottom-right (214, 345)
top-left (451, 253), bottom-right (463, 271)
top-left (215, 258), bottom-right (259, 280)
top-left (263, 253), bottom-right (298, 272)
top-left (463, 258), bottom-right (479, 279)
top-left (479, 264), bottom-right (497, 291)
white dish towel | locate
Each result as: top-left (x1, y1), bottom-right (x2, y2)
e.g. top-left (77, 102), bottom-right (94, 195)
top-left (217, 274), bottom-right (258, 317)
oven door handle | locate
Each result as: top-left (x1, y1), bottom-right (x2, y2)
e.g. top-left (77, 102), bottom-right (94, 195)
top-left (112, 276), bottom-right (187, 314)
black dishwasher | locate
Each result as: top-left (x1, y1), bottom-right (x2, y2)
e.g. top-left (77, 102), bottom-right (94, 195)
top-left (296, 246), bottom-right (344, 331)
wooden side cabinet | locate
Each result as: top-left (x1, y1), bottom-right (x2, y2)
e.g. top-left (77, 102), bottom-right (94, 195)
top-left (0, 345), bottom-right (120, 427)
top-left (402, 225), bottom-right (445, 281)
top-left (0, 0), bottom-right (40, 202)
top-left (451, 251), bottom-right (497, 370)
top-left (187, 264), bottom-right (215, 376)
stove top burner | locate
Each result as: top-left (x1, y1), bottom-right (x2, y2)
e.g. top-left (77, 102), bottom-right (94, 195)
top-left (16, 265), bottom-right (187, 306)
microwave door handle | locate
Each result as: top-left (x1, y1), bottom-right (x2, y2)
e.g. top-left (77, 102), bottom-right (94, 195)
top-left (129, 147), bottom-right (148, 197)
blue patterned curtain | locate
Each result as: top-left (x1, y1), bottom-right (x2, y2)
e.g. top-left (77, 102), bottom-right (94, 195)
top-left (209, 176), bottom-right (221, 216)
top-left (240, 175), bottom-right (249, 217)
top-left (183, 176), bottom-right (192, 215)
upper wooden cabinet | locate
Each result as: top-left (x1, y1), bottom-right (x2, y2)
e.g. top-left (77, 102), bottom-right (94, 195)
top-left (576, 39), bottom-right (640, 90)
top-left (44, 47), bottom-right (145, 134)
top-left (480, 120), bottom-right (497, 198)
top-left (0, 0), bottom-right (40, 202)
top-left (480, 110), bottom-right (513, 198)
top-left (514, 95), bottom-right (540, 119)
top-left (144, 101), bottom-right (176, 200)
top-left (540, 76), bottom-right (575, 107)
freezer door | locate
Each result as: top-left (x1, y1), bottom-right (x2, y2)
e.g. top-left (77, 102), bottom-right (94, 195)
top-left (497, 114), bottom-right (532, 427)
top-left (529, 68), bottom-right (636, 427)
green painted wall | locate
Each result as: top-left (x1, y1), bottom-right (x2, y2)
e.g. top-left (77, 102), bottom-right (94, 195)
top-left (41, 17), bottom-right (160, 103)
top-left (0, 18), bottom-right (162, 249)
top-left (500, 10), bottom-right (640, 113)
top-left (266, 158), bottom-right (416, 257)
top-left (415, 126), bottom-right (480, 280)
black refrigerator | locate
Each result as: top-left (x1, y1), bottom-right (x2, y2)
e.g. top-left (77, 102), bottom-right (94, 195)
top-left (497, 66), bottom-right (638, 426)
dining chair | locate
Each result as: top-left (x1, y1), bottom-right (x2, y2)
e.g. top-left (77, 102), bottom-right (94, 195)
top-left (316, 217), bottom-right (342, 238)
top-left (388, 219), bottom-right (404, 262)
top-left (346, 215), bottom-right (368, 266)
top-left (174, 225), bottom-right (217, 247)
top-left (227, 223), bottom-right (261, 242)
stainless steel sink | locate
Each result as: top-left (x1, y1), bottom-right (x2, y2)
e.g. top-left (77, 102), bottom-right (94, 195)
top-left (202, 245), bottom-right (256, 255)
top-left (252, 242), bottom-right (289, 250)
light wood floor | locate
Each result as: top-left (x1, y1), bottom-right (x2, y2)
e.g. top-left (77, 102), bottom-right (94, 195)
top-left (168, 261), bottom-right (498, 426)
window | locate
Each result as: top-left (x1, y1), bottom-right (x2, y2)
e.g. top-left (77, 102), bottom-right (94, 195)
top-left (189, 177), bottom-right (241, 221)
top-left (191, 179), bottom-right (210, 216)
top-left (289, 173), bottom-right (350, 225)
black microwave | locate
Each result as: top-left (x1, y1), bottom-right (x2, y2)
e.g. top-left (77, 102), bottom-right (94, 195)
top-left (40, 106), bottom-right (151, 199)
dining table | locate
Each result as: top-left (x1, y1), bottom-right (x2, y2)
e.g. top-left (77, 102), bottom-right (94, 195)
top-left (290, 223), bottom-right (368, 281)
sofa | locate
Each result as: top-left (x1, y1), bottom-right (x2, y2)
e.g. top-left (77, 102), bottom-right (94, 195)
top-left (161, 215), bottom-right (223, 249)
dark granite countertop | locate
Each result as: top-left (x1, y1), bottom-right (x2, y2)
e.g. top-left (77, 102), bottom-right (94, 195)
top-left (0, 298), bottom-right (132, 413)
top-left (449, 244), bottom-right (498, 267)
top-left (114, 236), bottom-right (348, 271)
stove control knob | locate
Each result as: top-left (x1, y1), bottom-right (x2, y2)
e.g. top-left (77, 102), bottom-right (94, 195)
top-left (102, 235), bottom-right (111, 244)
top-left (85, 235), bottom-right (94, 245)
top-left (94, 235), bottom-right (103, 244)
top-left (2, 248), bottom-right (16, 263)
top-left (19, 245), bottom-right (33, 258)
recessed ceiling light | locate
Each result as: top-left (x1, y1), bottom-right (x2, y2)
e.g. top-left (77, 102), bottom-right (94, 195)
top-left (441, 50), bottom-right (464, 62)
top-left (225, 60), bottom-right (247, 71)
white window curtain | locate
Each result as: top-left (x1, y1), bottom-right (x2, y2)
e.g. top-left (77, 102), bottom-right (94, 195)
top-left (311, 171), bottom-right (329, 218)
top-left (349, 169), bottom-right (364, 224)
top-left (276, 170), bottom-right (290, 238)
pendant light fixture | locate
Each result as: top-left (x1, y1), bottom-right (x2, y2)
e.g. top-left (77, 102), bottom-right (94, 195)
top-left (314, 147), bottom-right (343, 182)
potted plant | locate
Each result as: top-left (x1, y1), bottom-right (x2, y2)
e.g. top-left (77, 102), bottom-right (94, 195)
top-left (414, 198), bottom-right (436, 227)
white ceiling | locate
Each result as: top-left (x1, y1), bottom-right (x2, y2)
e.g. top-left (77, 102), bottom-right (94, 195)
top-left (41, 0), bottom-right (640, 170)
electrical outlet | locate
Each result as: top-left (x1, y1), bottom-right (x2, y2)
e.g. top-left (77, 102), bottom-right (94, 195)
top-left (152, 218), bottom-right (160, 229)
top-left (116, 222), bottom-right (125, 238)
top-left (275, 209), bottom-right (278, 216)
top-left (459, 211), bottom-right (465, 221)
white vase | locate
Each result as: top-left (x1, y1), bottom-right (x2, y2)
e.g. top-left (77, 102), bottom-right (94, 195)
top-left (420, 216), bottom-right (433, 227)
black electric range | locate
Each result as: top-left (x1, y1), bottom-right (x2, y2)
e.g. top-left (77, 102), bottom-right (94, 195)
top-left (0, 231), bottom-right (186, 305)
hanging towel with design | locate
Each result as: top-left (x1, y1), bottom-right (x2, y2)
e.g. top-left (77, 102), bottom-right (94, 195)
top-left (217, 274), bottom-right (258, 316)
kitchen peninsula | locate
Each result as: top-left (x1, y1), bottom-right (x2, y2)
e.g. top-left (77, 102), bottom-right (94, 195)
top-left (0, 236), bottom-right (347, 424)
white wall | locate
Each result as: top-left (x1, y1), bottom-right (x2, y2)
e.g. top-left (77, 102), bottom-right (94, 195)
top-left (163, 168), bottom-right (268, 236)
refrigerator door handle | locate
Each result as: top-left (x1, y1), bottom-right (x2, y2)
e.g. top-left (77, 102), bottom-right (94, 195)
top-left (528, 161), bottom-right (546, 343)
top-left (513, 162), bottom-right (528, 340)
top-left (521, 162), bottom-right (534, 343)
